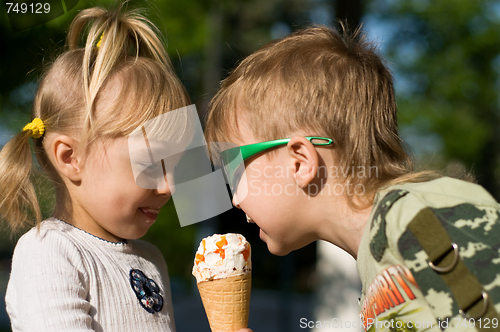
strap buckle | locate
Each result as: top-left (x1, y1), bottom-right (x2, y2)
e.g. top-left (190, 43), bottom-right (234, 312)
top-left (459, 291), bottom-right (489, 320)
top-left (428, 243), bottom-right (459, 273)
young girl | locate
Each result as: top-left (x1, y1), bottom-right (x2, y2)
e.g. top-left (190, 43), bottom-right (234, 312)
top-left (0, 4), bottom-right (190, 331)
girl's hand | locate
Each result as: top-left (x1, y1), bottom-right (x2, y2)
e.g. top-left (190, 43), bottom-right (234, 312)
top-left (236, 329), bottom-right (253, 332)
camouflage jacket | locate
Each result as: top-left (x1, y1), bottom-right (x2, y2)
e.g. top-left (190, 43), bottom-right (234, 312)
top-left (357, 177), bottom-right (500, 332)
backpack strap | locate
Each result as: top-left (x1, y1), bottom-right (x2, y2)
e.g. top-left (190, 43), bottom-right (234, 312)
top-left (408, 207), bottom-right (500, 329)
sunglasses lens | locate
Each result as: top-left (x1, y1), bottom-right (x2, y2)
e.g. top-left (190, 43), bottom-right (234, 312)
top-left (230, 162), bottom-right (245, 193)
top-left (212, 143), bottom-right (248, 203)
top-left (220, 147), bottom-right (242, 190)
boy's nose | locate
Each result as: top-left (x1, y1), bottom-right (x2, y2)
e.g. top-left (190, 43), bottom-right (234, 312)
top-left (232, 196), bottom-right (241, 209)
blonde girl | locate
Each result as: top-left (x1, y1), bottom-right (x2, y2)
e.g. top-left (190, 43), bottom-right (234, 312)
top-left (0, 4), bottom-right (191, 331)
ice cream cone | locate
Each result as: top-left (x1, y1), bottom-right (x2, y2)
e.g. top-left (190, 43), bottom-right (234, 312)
top-left (197, 273), bottom-right (251, 332)
top-left (193, 234), bottom-right (252, 331)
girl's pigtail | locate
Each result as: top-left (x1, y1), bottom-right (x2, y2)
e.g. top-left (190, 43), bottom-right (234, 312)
top-left (0, 130), bottom-right (42, 234)
top-left (66, 4), bottom-right (173, 142)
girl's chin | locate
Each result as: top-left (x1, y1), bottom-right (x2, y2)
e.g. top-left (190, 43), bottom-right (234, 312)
top-left (124, 228), bottom-right (150, 241)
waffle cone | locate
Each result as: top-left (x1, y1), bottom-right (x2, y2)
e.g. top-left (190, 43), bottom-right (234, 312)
top-left (197, 273), bottom-right (251, 332)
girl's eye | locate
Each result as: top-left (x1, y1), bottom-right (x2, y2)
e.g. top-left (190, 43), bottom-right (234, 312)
top-left (139, 163), bottom-right (159, 168)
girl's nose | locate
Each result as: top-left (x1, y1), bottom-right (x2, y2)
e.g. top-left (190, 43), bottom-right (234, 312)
top-left (154, 170), bottom-right (175, 196)
top-left (154, 177), bottom-right (172, 196)
top-left (154, 185), bottom-right (170, 196)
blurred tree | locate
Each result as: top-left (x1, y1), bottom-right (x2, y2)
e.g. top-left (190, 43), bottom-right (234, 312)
top-left (368, 0), bottom-right (500, 198)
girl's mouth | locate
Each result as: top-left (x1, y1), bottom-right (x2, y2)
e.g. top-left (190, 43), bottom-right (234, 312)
top-left (140, 207), bottom-right (160, 220)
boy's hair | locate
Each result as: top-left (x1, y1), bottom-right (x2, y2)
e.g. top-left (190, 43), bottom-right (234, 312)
top-left (205, 25), bottom-right (439, 207)
top-left (0, 4), bottom-right (190, 233)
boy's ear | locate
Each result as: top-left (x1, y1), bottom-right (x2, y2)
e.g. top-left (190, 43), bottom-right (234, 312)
top-left (50, 135), bottom-right (82, 182)
top-left (286, 136), bottom-right (318, 188)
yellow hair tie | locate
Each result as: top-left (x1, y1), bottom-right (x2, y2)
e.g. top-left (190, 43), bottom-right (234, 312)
top-left (96, 30), bottom-right (105, 48)
top-left (23, 118), bottom-right (45, 139)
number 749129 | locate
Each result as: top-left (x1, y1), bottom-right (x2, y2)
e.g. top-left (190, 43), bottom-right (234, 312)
top-left (6, 3), bottom-right (50, 14)
top-left (453, 318), bottom-right (499, 329)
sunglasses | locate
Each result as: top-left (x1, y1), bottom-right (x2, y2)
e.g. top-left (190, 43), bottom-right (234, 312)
top-left (219, 136), bottom-right (333, 193)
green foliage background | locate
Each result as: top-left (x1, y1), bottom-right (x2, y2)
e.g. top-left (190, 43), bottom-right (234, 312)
top-left (369, 0), bottom-right (500, 197)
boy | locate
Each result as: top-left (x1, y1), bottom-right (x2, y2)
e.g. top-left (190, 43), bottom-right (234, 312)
top-left (205, 26), bottom-right (500, 331)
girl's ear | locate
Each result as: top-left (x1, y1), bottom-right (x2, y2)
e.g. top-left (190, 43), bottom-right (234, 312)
top-left (50, 135), bottom-right (82, 182)
top-left (286, 136), bottom-right (319, 188)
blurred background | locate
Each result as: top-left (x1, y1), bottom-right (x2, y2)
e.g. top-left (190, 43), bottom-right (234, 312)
top-left (1, 0), bottom-right (499, 331)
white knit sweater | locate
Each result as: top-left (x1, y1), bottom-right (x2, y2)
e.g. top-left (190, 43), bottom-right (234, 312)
top-left (5, 218), bottom-right (176, 332)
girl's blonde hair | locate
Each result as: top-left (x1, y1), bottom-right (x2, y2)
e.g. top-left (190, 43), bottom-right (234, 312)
top-left (205, 25), bottom-right (445, 209)
top-left (0, 4), bottom-right (190, 234)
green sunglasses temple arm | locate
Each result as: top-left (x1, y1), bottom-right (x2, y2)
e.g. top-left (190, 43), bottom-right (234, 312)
top-left (240, 138), bottom-right (290, 160)
top-left (239, 137), bottom-right (333, 160)
top-left (306, 137), bottom-right (334, 146)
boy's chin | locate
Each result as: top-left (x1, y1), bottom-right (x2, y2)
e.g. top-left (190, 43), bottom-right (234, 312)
top-left (260, 229), bottom-right (294, 256)
top-left (265, 236), bottom-right (315, 256)
top-left (265, 240), bottom-right (292, 256)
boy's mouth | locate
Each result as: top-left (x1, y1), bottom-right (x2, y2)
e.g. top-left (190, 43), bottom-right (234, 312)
top-left (246, 214), bottom-right (255, 224)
